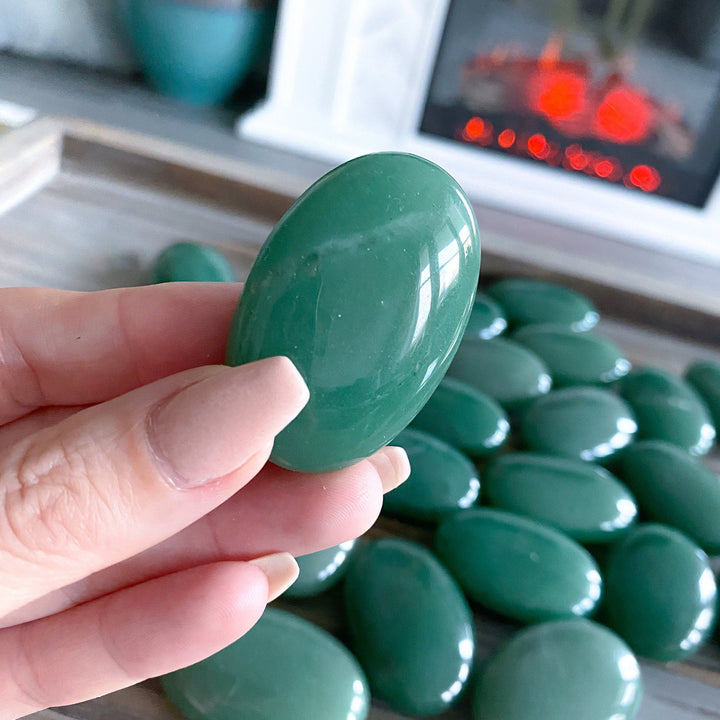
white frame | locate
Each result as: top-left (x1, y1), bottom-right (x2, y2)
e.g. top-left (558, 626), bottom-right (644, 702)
top-left (238, 0), bottom-right (720, 266)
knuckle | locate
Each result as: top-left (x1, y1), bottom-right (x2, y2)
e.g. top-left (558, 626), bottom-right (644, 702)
top-left (0, 432), bottom-right (132, 568)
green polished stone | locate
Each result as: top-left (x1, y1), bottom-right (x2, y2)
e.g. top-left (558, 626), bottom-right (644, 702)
top-left (513, 325), bottom-right (630, 387)
top-left (616, 440), bottom-right (720, 554)
top-left (226, 152), bottom-right (481, 472)
top-left (486, 277), bottom-right (599, 331)
top-left (152, 241), bottom-right (236, 283)
top-left (162, 608), bottom-right (369, 720)
top-left (383, 428), bottom-right (480, 522)
top-left (464, 292), bottom-right (507, 339)
top-left (411, 377), bottom-right (510, 457)
top-left (485, 452), bottom-right (637, 543)
top-left (285, 540), bottom-right (356, 598)
top-left (619, 366), bottom-right (716, 456)
top-left (520, 386), bottom-right (637, 461)
top-left (435, 508), bottom-right (602, 624)
top-left (686, 361), bottom-right (720, 434)
top-left (602, 524), bottom-right (718, 661)
top-left (344, 538), bottom-right (475, 716)
top-left (447, 336), bottom-right (552, 410)
top-left (473, 619), bottom-right (642, 720)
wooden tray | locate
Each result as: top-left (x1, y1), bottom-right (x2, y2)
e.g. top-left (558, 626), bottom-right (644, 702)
top-left (1, 119), bottom-right (718, 720)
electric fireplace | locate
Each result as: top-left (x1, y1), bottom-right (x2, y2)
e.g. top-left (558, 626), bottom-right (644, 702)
top-left (238, 0), bottom-right (720, 266)
top-left (421, 0), bottom-right (720, 207)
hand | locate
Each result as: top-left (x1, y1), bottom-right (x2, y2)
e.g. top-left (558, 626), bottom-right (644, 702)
top-left (0, 283), bottom-right (408, 719)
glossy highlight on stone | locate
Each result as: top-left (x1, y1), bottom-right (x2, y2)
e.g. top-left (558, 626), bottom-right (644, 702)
top-left (285, 540), bottom-right (357, 598)
top-left (383, 428), bottom-right (480, 522)
top-left (435, 508), bottom-right (602, 624)
top-left (685, 361), bottom-right (720, 437)
top-left (520, 386), bottom-right (637, 461)
top-left (448, 336), bottom-right (552, 409)
top-left (473, 619), bottom-right (642, 720)
top-left (464, 292), bottom-right (507, 339)
top-left (513, 325), bottom-right (630, 386)
top-left (602, 524), bottom-right (718, 661)
top-left (152, 241), bottom-right (236, 283)
top-left (486, 277), bottom-right (599, 331)
top-left (162, 608), bottom-right (370, 720)
top-left (616, 440), bottom-right (720, 554)
top-left (485, 452), bottom-right (637, 543)
top-left (344, 538), bottom-right (475, 716)
top-left (226, 152), bottom-right (481, 472)
top-left (619, 366), bottom-right (716, 456)
top-left (411, 377), bottom-right (510, 457)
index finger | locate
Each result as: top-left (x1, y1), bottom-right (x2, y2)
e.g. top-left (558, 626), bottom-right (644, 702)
top-left (0, 283), bottom-right (242, 424)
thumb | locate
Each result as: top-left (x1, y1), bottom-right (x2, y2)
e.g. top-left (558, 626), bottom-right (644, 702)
top-left (0, 356), bottom-right (308, 616)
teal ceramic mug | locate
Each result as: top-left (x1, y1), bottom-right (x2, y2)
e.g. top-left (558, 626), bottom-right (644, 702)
top-left (121, 0), bottom-right (273, 105)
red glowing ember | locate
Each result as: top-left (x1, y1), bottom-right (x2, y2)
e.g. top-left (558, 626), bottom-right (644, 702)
top-left (628, 164), bottom-right (661, 192)
top-left (594, 158), bottom-right (615, 178)
top-left (464, 117), bottom-right (486, 140)
top-left (594, 85), bottom-right (654, 144)
top-left (527, 133), bottom-right (548, 156)
top-left (498, 129), bottom-right (516, 148)
top-left (531, 70), bottom-right (588, 121)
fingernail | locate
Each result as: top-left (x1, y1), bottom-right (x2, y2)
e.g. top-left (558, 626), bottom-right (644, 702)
top-left (249, 552), bottom-right (299, 601)
top-left (368, 445), bottom-right (411, 493)
top-left (148, 357), bottom-right (309, 489)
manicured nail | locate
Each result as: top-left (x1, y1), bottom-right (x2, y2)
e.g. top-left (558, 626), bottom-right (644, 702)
top-left (249, 552), bottom-right (299, 601)
top-left (368, 445), bottom-right (411, 493)
top-left (148, 357), bottom-right (309, 489)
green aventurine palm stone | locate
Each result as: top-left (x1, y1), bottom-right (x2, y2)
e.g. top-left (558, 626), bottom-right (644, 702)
top-left (513, 325), bottom-right (631, 386)
top-left (383, 428), bottom-right (480, 522)
top-left (485, 452), bottom-right (637, 543)
top-left (411, 377), bottom-right (510, 457)
top-left (162, 608), bottom-right (370, 720)
top-left (619, 366), bottom-right (716, 456)
top-left (448, 336), bottom-right (552, 409)
top-left (473, 619), bottom-right (643, 720)
top-left (435, 508), bottom-right (602, 623)
top-left (486, 277), bottom-right (599, 331)
top-left (616, 440), bottom-right (720, 554)
top-left (285, 540), bottom-right (356, 598)
top-left (226, 152), bottom-right (481, 472)
top-left (152, 241), bottom-right (236, 282)
top-left (464, 292), bottom-right (507, 339)
top-left (686, 361), bottom-right (720, 430)
top-left (602, 524), bottom-right (718, 661)
top-left (344, 538), bottom-right (475, 716)
top-left (520, 386), bottom-right (637, 461)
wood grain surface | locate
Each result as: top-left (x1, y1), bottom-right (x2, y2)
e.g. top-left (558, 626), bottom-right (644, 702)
top-left (0, 119), bottom-right (717, 720)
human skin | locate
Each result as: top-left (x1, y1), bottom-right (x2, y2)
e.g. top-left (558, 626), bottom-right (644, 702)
top-left (0, 283), bottom-right (408, 719)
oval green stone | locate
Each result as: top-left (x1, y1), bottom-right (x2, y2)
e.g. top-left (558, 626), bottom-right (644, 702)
top-left (152, 241), bottom-right (236, 283)
top-left (619, 366), bottom-right (716, 456)
top-left (520, 386), bottom-right (637, 461)
top-left (448, 336), bottom-right (552, 409)
top-left (344, 538), bottom-right (475, 716)
top-left (162, 608), bottom-right (369, 720)
top-left (486, 277), bottom-right (599, 331)
top-left (473, 619), bottom-right (642, 720)
top-left (435, 508), bottom-right (602, 623)
top-left (464, 292), bottom-right (507, 339)
top-left (602, 524), bottom-right (718, 661)
top-left (485, 452), bottom-right (637, 543)
top-left (616, 440), bottom-right (720, 554)
top-left (410, 377), bottom-right (510, 457)
top-left (285, 540), bottom-right (356, 598)
top-left (685, 361), bottom-right (720, 435)
top-left (513, 325), bottom-right (631, 386)
top-left (226, 152), bottom-right (481, 472)
top-left (383, 428), bottom-right (480, 522)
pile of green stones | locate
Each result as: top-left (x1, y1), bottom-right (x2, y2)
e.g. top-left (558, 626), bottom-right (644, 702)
top-left (152, 242), bottom-right (719, 720)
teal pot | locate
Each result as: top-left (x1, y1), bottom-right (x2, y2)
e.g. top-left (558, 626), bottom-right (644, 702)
top-left (122, 0), bottom-right (272, 105)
